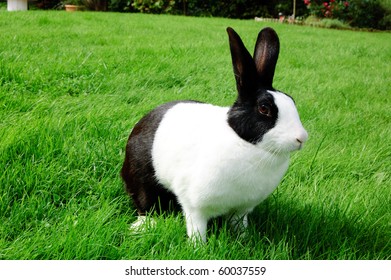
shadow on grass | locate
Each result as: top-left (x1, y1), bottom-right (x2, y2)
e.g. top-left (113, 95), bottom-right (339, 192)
top-left (243, 198), bottom-right (390, 260)
top-left (119, 195), bottom-right (389, 260)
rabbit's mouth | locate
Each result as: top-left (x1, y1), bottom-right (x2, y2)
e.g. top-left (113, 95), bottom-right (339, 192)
top-left (296, 138), bottom-right (305, 150)
top-left (256, 136), bottom-right (306, 155)
top-left (296, 142), bottom-right (304, 151)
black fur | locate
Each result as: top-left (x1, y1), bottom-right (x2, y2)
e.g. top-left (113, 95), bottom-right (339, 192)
top-left (121, 100), bottom-right (199, 215)
top-left (228, 90), bottom-right (278, 144)
top-left (253, 28), bottom-right (280, 88)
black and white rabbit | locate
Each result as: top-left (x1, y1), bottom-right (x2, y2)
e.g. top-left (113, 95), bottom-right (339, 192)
top-left (121, 27), bottom-right (308, 242)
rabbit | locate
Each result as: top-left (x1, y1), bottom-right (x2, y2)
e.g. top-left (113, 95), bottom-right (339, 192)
top-left (121, 27), bottom-right (308, 242)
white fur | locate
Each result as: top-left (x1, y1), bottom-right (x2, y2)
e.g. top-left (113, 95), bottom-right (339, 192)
top-left (263, 91), bottom-right (308, 153)
top-left (151, 91), bottom-right (307, 242)
top-left (129, 216), bottom-right (157, 232)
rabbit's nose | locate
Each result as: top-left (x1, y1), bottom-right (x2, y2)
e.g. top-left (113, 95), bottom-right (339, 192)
top-left (296, 129), bottom-right (308, 145)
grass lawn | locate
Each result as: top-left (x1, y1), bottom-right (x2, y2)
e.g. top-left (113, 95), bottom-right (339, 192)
top-left (0, 11), bottom-right (390, 260)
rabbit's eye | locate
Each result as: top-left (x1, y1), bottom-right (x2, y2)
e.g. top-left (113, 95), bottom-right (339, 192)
top-left (258, 104), bottom-right (272, 117)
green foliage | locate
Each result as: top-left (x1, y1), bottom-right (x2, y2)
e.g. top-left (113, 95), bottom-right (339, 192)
top-left (131, 0), bottom-right (175, 13)
top-left (109, 0), bottom-right (133, 11)
top-left (0, 2), bottom-right (6, 11)
top-left (83, 0), bottom-right (108, 11)
top-left (0, 12), bottom-right (390, 260)
top-left (171, 0), bottom-right (308, 18)
top-left (303, 0), bottom-right (391, 30)
top-left (63, 0), bottom-right (84, 5)
top-left (347, 0), bottom-right (391, 30)
top-left (32, 0), bottom-right (62, 9)
top-left (108, 0), bottom-right (308, 18)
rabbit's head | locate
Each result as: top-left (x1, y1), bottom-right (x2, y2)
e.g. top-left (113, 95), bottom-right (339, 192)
top-left (227, 27), bottom-right (308, 154)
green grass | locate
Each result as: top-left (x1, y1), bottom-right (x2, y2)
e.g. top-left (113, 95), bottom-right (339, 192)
top-left (0, 11), bottom-right (390, 260)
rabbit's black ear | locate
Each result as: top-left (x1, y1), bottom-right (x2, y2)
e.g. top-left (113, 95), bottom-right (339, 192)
top-left (253, 27), bottom-right (280, 88)
top-left (227, 27), bottom-right (258, 99)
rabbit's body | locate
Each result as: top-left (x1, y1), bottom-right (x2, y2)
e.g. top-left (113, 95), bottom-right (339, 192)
top-left (121, 27), bottom-right (308, 242)
top-left (153, 101), bottom-right (290, 218)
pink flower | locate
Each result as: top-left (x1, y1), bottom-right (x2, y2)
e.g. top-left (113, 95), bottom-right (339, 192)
top-left (344, 1), bottom-right (349, 7)
top-left (304, 0), bottom-right (311, 5)
top-left (323, 2), bottom-right (329, 7)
